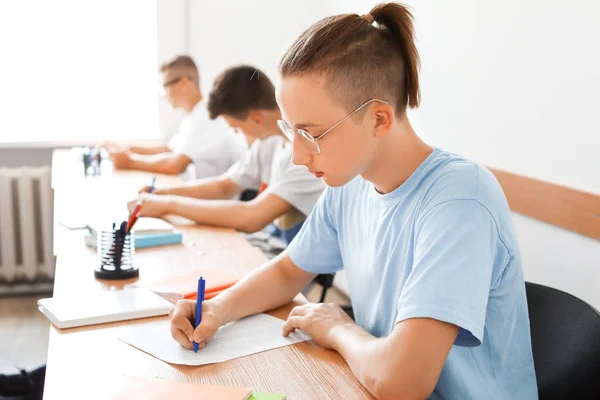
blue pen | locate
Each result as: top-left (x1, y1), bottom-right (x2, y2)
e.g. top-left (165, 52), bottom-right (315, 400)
top-left (149, 176), bottom-right (156, 193)
top-left (193, 277), bottom-right (206, 353)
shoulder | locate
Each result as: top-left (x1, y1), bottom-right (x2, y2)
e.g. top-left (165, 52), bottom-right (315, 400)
top-left (249, 136), bottom-right (283, 167)
top-left (257, 135), bottom-right (284, 153)
top-left (420, 150), bottom-right (507, 213)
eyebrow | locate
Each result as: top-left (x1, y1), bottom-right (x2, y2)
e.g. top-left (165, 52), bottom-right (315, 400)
top-left (293, 122), bottom-right (321, 130)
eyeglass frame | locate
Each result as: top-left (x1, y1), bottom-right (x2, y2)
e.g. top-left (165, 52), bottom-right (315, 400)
top-left (277, 98), bottom-right (389, 154)
top-left (159, 76), bottom-right (192, 96)
top-left (162, 76), bottom-right (191, 89)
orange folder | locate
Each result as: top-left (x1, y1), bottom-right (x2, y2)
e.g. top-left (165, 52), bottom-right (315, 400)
top-left (138, 267), bottom-right (241, 300)
top-left (190, 288), bottom-right (225, 300)
top-left (110, 376), bottom-right (253, 399)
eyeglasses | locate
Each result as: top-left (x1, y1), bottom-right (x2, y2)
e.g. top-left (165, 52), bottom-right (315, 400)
top-left (277, 99), bottom-right (389, 154)
top-left (159, 76), bottom-right (190, 95)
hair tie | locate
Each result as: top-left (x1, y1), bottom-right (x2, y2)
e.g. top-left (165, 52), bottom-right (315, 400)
top-left (361, 13), bottom-right (375, 24)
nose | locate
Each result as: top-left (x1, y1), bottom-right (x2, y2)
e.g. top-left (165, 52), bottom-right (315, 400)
top-left (291, 136), bottom-right (312, 166)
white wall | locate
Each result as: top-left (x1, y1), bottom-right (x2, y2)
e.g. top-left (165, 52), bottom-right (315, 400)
top-left (0, 0), bottom-right (159, 144)
top-left (157, 0), bottom-right (189, 139)
top-left (332, 1), bottom-right (600, 307)
top-left (156, 0), bottom-right (332, 138)
top-left (188, 0), bottom-right (332, 101)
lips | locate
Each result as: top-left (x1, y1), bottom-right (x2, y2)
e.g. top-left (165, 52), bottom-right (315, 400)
top-left (309, 171), bottom-right (324, 178)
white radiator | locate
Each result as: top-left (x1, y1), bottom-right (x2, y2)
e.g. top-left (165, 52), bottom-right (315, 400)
top-left (0, 167), bottom-right (54, 294)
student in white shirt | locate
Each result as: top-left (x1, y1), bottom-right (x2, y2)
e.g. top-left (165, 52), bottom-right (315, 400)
top-left (129, 65), bottom-right (325, 238)
top-left (106, 55), bottom-right (247, 179)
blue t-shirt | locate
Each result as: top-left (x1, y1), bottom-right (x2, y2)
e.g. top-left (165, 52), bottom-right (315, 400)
top-left (287, 149), bottom-right (538, 399)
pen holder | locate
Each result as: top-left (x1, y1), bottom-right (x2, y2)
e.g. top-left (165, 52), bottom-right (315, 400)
top-left (94, 228), bottom-right (139, 280)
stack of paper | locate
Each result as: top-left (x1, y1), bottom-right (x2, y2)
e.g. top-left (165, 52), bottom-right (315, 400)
top-left (38, 288), bottom-right (173, 329)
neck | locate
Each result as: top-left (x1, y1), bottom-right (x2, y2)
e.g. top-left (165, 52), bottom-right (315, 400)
top-left (261, 109), bottom-right (286, 140)
top-left (182, 92), bottom-right (203, 114)
top-left (362, 117), bottom-right (433, 194)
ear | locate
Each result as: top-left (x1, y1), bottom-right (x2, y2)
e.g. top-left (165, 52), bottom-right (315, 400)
top-left (372, 103), bottom-right (394, 138)
top-left (247, 110), bottom-right (264, 125)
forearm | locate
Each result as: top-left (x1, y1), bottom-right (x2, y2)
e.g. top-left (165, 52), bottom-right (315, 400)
top-left (212, 255), bottom-right (315, 325)
top-left (128, 153), bottom-right (187, 174)
top-left (329, 325), bottom-right (391, 398)
top-left (164, 196), bottom-right (258, 232)
top-left (330, 322), bottom-right (441, 400)
top-left (129, 145), bottom-right (171, 155)
top-left (158, 177), bottom-right (242, 200)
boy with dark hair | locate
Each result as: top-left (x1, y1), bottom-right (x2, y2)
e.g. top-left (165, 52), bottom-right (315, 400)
top-left (131, 65), bottom-right (325, 248)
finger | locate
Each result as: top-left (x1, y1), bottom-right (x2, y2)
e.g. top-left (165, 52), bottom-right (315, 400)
top-left (170, 300), bottom-right (195, 340)
top-left (192, 322), bottom-right (217, 344)
top-left (138, 192), bottom-right (151, 201)
top-left (171, 299), bottom-right (195, 320)
top-left (138, 203), bottom-right (154, 218)
top-left (194, 339), bottom-right (211, 351)
top-left (170, 323), bottom-right (194, 350)
top-left (171, 316), bottom-right (194, 341)
top-left (136, 194), bottom-right (151, 209)
top-left (282, 316), bottom-right (306, 337)
top-left (197, 334), bottom-right (215, 349)
top-left (188, 328), bottom-right (216, 352)
top-left (288, 305), bottom-right (308, 318)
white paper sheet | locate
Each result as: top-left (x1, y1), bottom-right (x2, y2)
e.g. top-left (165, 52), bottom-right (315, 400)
top-left (119, 313), bottom-right (311, 366)
top-left (38, 288), bottom-right (173, 329)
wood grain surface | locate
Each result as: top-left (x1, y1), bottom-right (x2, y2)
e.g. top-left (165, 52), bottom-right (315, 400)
top-left (44, 150), bottom-right (373, 399)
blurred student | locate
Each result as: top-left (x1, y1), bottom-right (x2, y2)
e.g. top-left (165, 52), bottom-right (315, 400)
top-left (106, 55), bottom-right (247, 179)
top-left (130, 65), bottom-right (325, 252)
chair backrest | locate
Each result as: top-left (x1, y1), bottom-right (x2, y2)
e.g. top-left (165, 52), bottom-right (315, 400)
top-left (313, 273), bottom-right (336, 303)
top-left (526, 282), bottom-right (600, 400)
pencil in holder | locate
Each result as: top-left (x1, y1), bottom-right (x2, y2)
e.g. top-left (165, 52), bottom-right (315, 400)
top-left (94, 224), bottom-right (139, 280)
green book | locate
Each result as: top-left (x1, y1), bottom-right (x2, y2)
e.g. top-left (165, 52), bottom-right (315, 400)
top-left (248, 392), bottom-right (287, 400)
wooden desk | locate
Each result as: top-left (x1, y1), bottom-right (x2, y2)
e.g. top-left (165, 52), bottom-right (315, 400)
top-left (44, 150), bottom-right (372, 399)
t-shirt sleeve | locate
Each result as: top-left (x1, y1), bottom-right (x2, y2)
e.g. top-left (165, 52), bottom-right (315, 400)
top-left (286, 188), bottom-right (343, 274)
top-left (395, 199), bottom-right (503, 347)
top-left (169, 117), bottom-right (198, 157)
top-left (167, 131), bottom-right (183, 152)
top-left (226, 140), bottom-right (262, 190)
top-left (170, 119), bottom-right (231, 165)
